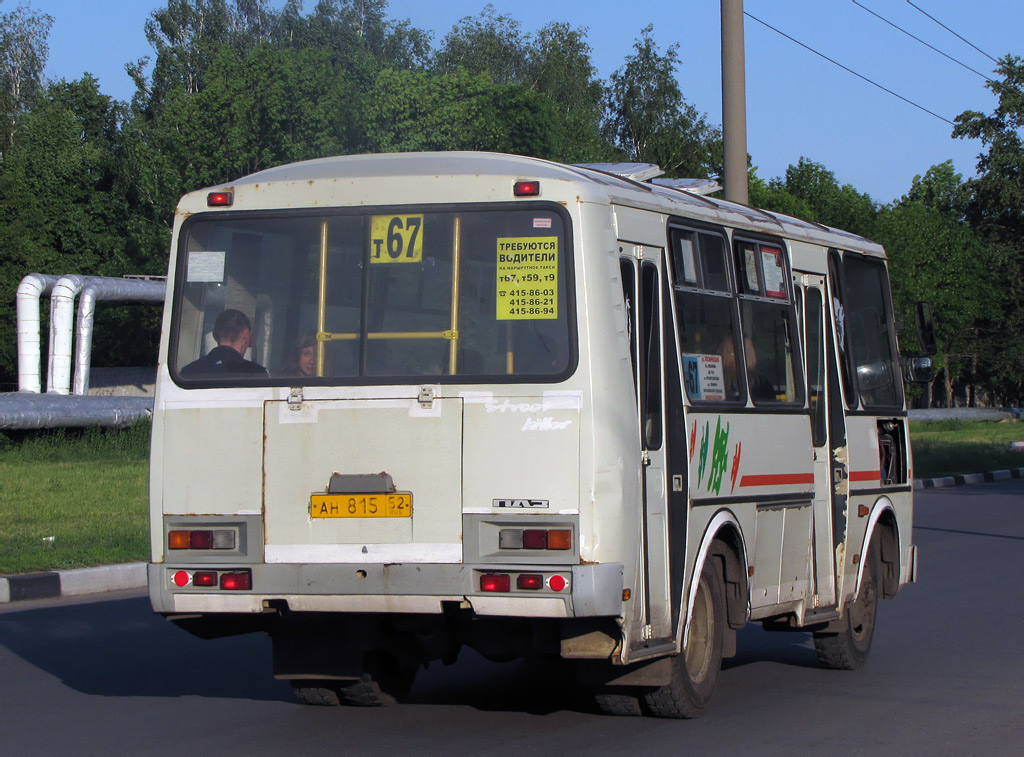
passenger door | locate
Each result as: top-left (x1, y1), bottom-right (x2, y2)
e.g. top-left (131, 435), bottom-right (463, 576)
top-left (621, 246), bottom-right (672, 641)
top-left (804, 276), bottom-right (848, 610)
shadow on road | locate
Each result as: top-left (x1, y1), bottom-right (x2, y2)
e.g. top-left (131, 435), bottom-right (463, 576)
top-left (0, 595), bottom-right (288, 702)
top-left (0, 592), bottom-right (827, 713)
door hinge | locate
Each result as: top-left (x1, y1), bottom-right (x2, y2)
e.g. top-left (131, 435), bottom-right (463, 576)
top-left (641, 449), bottom-right (651, 467)
top-left (418, 385), bottom-right (436, 409)
top-left (287, 387), bottom-right (303, 410)
top-left (641, 624), bottom-right (654, 640)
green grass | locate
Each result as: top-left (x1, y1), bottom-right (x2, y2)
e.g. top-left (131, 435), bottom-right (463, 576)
top-left (0, 424), bottom-right (150, 575)
top-left (910, 419), bottom-right (1024, 479)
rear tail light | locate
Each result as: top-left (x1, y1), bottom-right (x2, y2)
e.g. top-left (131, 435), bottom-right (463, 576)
top-left (168, 528), bottom-right (236, 550)
top-left (522, 529), bottom-right (547, 549)
top-left (169, 569), bottom-right (252, 591)
top-left (481, 574), bottom-right (511, 592)
top-left (546, 530), bottom-right (572, 550)
top-left (190, 530), bottom-right (214, 549)
top-left (499, 528), bottom-right (572, 551)
top-left (517, 574), bottom-right (543, 590)
top-left (220, 571), bottom-right (251, 591)
top-left (192, 571), bottom-right (218, 587)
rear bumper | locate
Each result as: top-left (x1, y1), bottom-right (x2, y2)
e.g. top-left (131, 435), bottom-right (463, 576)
top-left (149, 561), bottom-right (624, 619)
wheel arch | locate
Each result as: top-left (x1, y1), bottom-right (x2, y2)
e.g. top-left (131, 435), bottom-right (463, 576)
top-left (855, 496), bottom-right (901, 600)
top-left (681, 509), bottom-right (750, 650)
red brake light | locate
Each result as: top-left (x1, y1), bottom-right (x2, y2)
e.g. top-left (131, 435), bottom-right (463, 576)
top-left (189, 530), bottom-right (214, 549)
top-left (207, 191), bottom-right (233, 206)
top-left (220, 571), bottom-right (251, 591)
top-left (522, 530), bottom-right (547, 550)
top-left (192, 571), bottom-right (217, 587)
top-left (517, 574), bottom-right (543, 590)
top-left (513, 180), bottom-right (540, 197)
top-left (481, 574), bottom-right (511, 592)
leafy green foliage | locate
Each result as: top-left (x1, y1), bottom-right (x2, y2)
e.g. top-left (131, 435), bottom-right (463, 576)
top-left (603, 26), bottom-right (721, 178)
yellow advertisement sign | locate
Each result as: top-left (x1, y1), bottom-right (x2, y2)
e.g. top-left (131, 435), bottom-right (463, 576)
top-left (370, 214), bottom-right (424, 263)
top-left (496, 237), bottom-right (558, 320)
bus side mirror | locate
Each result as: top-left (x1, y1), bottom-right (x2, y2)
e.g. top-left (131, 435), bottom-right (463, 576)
top-left (914, 301), bottom-right (937, 356)
top-left (903, 356), bottom-right (934, 384)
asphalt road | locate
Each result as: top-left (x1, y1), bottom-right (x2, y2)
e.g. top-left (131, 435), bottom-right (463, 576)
top-left (2, 481), bottom-right (1022, 755)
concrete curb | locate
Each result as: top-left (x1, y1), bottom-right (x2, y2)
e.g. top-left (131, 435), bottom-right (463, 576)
top-left (0, 562), bottom-right (146, 604)
top-left (3, 467), bottom-right (1024, 603)
top-left (914, 467), bottom-right (1024, 490)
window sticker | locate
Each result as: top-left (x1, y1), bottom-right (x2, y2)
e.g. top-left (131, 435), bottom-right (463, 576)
top-left (683, 353), bottom-right (726, 401)
top-left (186, 250), bottom-right (225, 283)
top-left (533, 217), bottom-right (552, 229)
top-left (369, 214), bottom-right (424, 263)
top-left (496, 237), bottom-right (558, 320)
top-left (761, 247), bottom-right (787, 298)
top-left (743, 245), bottom-right (760, 293)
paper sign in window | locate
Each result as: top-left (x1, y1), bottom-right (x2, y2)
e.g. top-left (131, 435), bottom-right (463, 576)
top-left (187, 251), bottom-right (226, 283)
top-left (683, 353), bottom-right (726, 401)
top-left (761, 247), bottom-right (787, 299)
top-left (496, 236), bottom-right (558, 320)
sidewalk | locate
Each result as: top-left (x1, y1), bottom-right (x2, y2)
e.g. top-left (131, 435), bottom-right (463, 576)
top-left (3, 467), bottom-right (1023, 604)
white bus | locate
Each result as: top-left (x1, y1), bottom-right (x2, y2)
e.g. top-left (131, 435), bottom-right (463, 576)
top-left (149, 152), bottom-right (930, 717)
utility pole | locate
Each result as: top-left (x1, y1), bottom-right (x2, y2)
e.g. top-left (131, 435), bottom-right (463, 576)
top-left (721, 0), bottom-right (749, 205)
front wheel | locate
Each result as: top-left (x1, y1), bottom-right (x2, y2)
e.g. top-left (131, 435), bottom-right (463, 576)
top-left (813, 540), bottom-right (880, 670)
top-left (642, 557), bottom-right (725, 718)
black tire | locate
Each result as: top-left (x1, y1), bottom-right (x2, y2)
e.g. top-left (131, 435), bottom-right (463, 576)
top-left (290, 681), bottom-right (342, 706)
top-left (642, 557), bottom-right (725, 719)
top-left (814, 540), bottom-right (880, 670)
top-left (593, 687), bottom-right (644, 716)
top-left (337, 650), bottom-right (417, 707)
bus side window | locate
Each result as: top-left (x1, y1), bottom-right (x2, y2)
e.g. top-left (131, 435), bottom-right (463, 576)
top-left (828, 249), bottom-right (858, 407)
top-left (670, 228), bottom-right (743, 403)
top-left (734, 240), bottom-right (803, 406)
top-left (805, 287), bottom-right (827, 447)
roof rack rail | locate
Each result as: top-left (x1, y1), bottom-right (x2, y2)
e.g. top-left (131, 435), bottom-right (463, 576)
top-left (573, 162), bottom-right (665, 182)
top-left (650, 178), bottom-right (722, 196)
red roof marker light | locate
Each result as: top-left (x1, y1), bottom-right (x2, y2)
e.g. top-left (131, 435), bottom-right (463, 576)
top-left (513, 180), bottom-right (540, 197)
top-left (207, 191), bottom-right (233, 207)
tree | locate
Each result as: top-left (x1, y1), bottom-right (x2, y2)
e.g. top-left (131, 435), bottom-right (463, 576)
top-left (364, 67), bottom-right (562, 157)
top-left (0, 75), bottom-right (128, 385)
top-left (433, 4), bottom-right (528, 85)
top-left (0, 2), bottom-right (53, 157)
top-left (603, 26), bottom-right (721, 178)
top-left (953, 56), bottom-right (1024, 403)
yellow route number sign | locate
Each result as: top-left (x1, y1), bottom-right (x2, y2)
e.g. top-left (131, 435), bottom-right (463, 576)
top-left (370, 214), bottom-right (424, 264)
top-left (496, 237), bottom-right (558, 320)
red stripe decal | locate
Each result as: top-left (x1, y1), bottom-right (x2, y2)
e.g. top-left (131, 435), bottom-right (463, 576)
top-left (849, 470), bottom-right (881, 482)
top-left (739, 473), bottom-right (815, 487)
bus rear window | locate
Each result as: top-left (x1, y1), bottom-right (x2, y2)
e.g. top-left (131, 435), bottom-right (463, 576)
top-left (171, 207), bottom-right (572, 384)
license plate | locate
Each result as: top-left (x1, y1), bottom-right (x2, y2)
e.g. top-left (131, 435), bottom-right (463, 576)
top-left (310, 492), bottom-right (412, 519)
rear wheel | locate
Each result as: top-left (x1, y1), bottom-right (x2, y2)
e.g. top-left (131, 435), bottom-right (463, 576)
top-left (593, 687), bottom-right (644, 716)
top-left (337, 650), bottom-right (417, 707)
top-left (642, 558), bottom-right (725, 718)
top-left (290, 681), bottom-right (342, 706)
top-left (814, 540), bottom-right (880, 670)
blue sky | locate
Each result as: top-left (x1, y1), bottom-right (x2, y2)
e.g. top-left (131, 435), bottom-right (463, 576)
top-left (23, 0), bottom-right (1024, 203)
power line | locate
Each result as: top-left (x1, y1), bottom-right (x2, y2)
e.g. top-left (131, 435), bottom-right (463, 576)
top-left (905, 0), bottom-right (999, 64)
top-left (852, 0), bottom-right (992, 82)
top-left (744, 11), bottom-right (954, 126)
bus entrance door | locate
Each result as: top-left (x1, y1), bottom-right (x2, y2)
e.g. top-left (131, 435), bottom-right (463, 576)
top-left (805, 278), bottom-right (847, 611)
top-left (621, 246), bottom-right (672, 642)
